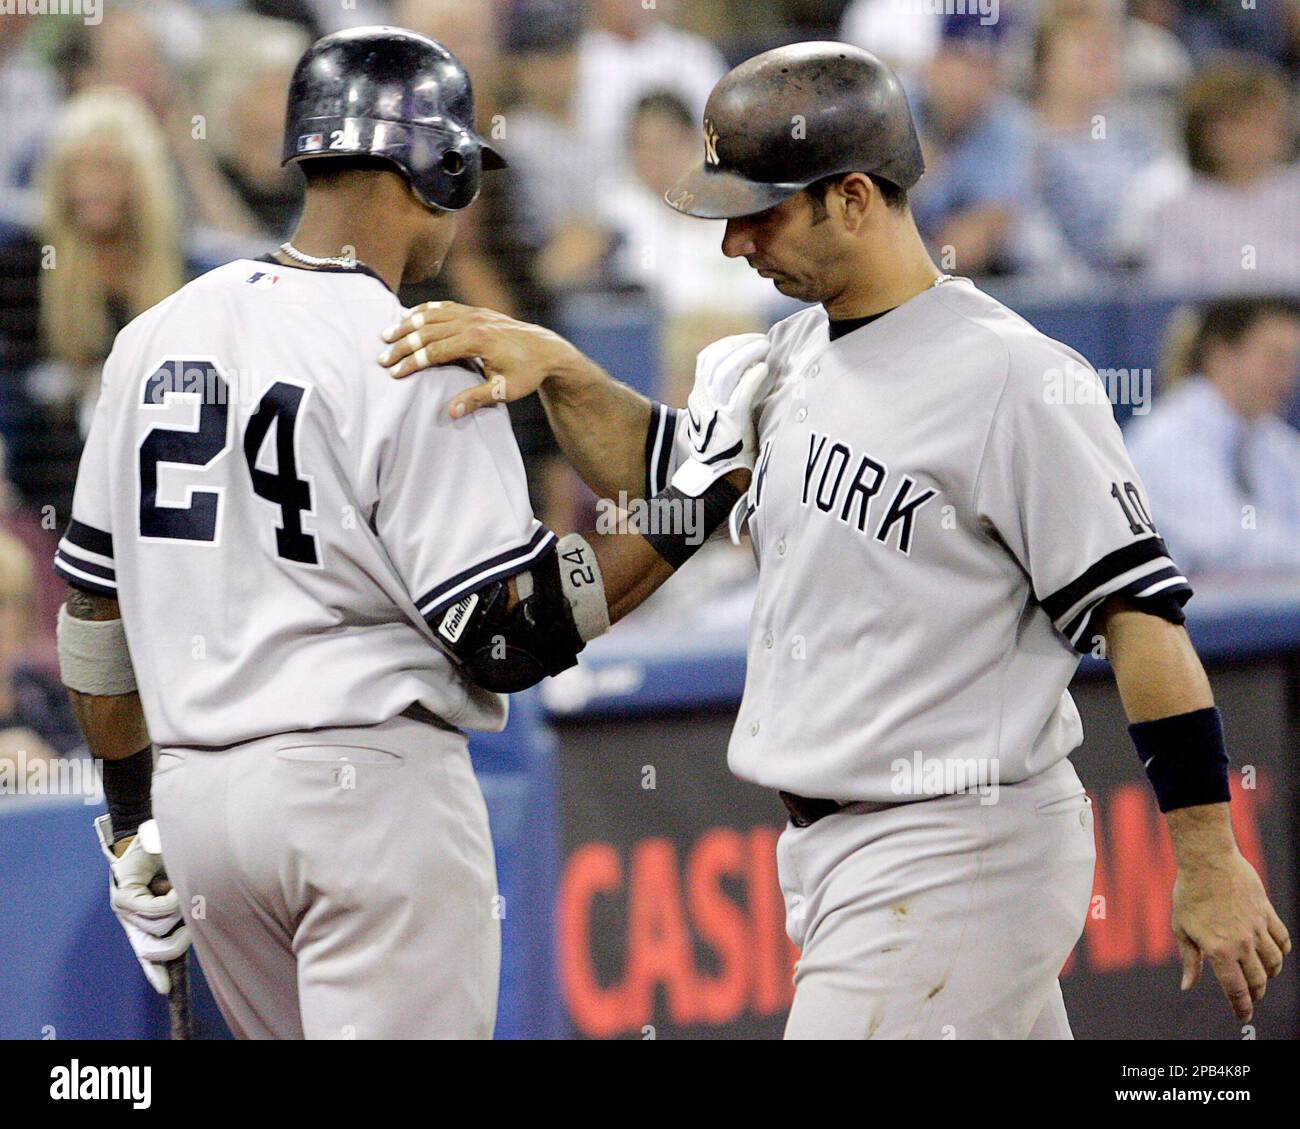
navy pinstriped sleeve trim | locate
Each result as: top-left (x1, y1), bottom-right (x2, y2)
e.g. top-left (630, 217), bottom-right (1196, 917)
top-left (414, 525), bottom-right (557, 624)
top-left (1041, 536), bottom-right (1193, 653)
top-left (54, 520), bottom-right (117, 597)
top-left (644, 403), bottom-right (678, 499)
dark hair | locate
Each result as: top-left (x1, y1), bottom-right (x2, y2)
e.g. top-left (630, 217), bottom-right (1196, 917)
top-left (631, 90), bottom-right (694, 131)
top-left (805, 172), bottom-right (908, 220)
top-left (1191, 296), bottom-right (1300, 368)
top-left (300, 155), bottom-right (401, 183)
top-left (300, 156), bottom-right (449, 215)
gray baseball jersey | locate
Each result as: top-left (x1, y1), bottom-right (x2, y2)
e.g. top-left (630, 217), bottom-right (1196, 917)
top-left (647, 276), bottom-right (1191, 802)
top-left (56, 258), bottom-right (554, 748)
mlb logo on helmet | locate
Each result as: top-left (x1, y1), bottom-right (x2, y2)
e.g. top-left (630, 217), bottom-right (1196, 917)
top-left (297, 133), bottom-right (324, 153)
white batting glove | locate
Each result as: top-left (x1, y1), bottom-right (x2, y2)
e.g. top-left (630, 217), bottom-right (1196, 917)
top-left (672, 333), bottom-right (774, 497)
top-left (95, 815), bottom-right (191, 994)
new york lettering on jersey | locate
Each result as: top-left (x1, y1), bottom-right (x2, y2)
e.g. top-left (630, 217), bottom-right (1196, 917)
top-left (647, 278), bottom-right (1190, 802)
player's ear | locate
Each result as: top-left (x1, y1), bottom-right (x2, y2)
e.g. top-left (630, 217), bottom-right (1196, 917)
top-left (836, 173), bottom-right (873, 232)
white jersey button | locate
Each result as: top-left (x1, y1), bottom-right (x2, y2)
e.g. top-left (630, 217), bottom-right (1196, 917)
top-left (750, 721), bottom-right (760, 736)
top-left (796, 407), bottom-right (807, 422)
top-left (763, 632), bottom-right (774, 649)
top-left (776, 538), bottom-right (787, 555)
top-left (808, 364), bottom-right (820, 378)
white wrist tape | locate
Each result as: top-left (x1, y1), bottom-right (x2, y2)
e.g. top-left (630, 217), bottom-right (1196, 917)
top-left (556, 533), bottom-right (610, 642)
top-left (57, 604), bottom-right (138, 696)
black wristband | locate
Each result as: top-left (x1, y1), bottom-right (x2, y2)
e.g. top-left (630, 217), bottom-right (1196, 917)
top-left (102, 746), bottom-right (153, 843)
top-left (1130, 706), bottom-right (1230, 813)
top-left (642, 479), bottom-right (741, 569)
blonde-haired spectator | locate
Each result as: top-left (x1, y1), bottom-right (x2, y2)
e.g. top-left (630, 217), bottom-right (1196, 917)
top-left (0, 88), bottom-right (191, 522)
top-left (37, 88), bottom-right (185, 378)
top-left (56, 3), bottom-right (264, 247)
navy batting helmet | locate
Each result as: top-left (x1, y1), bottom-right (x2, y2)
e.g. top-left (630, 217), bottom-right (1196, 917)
top-left (666, 42), bottom-right (924, 220)
top-left (281, 26), bottom-right (505, 213)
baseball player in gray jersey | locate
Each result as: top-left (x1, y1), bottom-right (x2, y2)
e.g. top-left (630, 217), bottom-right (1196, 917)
top-left (55, 27), bottom-right (755, 1040)
top-left (379, 43), bottom-right (1291, 1038)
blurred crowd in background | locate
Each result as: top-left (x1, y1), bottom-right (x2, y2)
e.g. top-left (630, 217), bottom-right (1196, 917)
top-left (0, 0), bottom-right (1298, 765)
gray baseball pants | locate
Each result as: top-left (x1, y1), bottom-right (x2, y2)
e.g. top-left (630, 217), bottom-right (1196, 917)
top-left (151, 712), bottom-right (499, 1039)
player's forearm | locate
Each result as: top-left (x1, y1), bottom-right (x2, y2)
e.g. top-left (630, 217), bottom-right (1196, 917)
top-left (538, 357), bottom-right (657, 504)
top-left (584, 530), bottom-right (676, 624)
top-left (1102, 597), bottom-right (1237, 859)
top-left (581, 468), bottom-right (750, 624)
top-left (61, 589), bottom-right (151, 760)
top-left (68, 689), bottom-right (151, 761)
top-left (1102, 597), bottom-right (1213, 723)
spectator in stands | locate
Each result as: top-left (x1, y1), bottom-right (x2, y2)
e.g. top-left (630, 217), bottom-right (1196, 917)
top-left (1127, 297), bottom-right (1300, 573)
top-left (0, 88), bottom-right (189, 522)
top-left (575, 0), bottom-right (727, 182)
top-left (56, 3), bottom-right (263, 249)
top-left (498, 0), bottom-right (599, 279)
top-left (0, 529), bottom-right (82, 764)
top-left (1029, 7), bottom-right (1162, 270)
top-left (909, 14), bottom-right (1034, 277)
top-left (597, 91), bottom-right (775, 319)
top-left (1141, 59), bottom-right (1300, 295)
top-left (202, 13), bottom-right (310, 240)
top-left (1029, 0), bottom-right (1191, 148)
top-left (0, 13), bottom-right (61, 204)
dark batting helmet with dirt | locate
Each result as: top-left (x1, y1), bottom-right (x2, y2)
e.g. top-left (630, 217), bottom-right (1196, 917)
top-left (665, 41), bottom-right (924, 220)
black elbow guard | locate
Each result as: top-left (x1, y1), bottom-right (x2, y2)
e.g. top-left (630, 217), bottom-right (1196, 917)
top-left (435, 546), bottom-right (586, 693)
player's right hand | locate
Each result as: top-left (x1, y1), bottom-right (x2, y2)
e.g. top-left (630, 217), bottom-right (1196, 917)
top-left (379, 301), bottom-right (595, 418)
top-left (1171, 849), bottom-right (1291, 1024)
top-left (672, 333), bottom-right (774, 497)
top-left (96, 816), bottom-right (192, 994)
